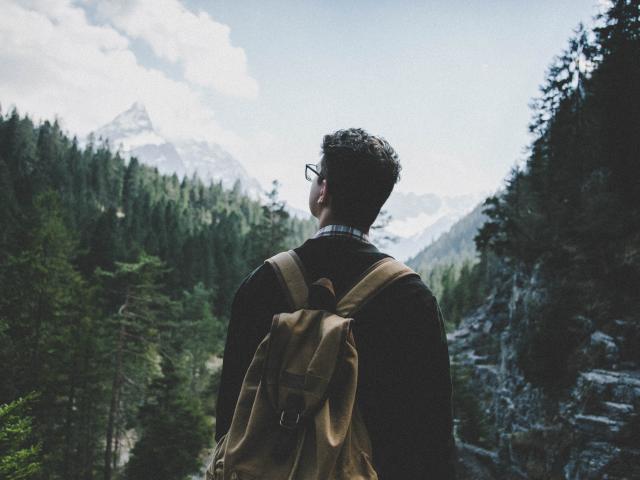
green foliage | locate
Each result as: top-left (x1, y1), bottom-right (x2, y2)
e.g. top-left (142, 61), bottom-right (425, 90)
top-left (246, 180), bottom-right (294, 268)
top-left (422, 257), bottom-right (492, 332)
top-left (0, 190), bottom-right (103, 479)
top-left (409, 201), bottom-right (487, 275)
top-left (451, 363), bottom-right (492, 448)
top-left (125, 359), bottom-right (211, 480)
top-left (95, 253), bottom-right (182, 480)
top-left (408, 202), bottom-right (492, 331)
top-left (515, 283), bottom-right (583, 392)
top-left (442, 261), bottom-right (481, 329)
top-left (179, 283), bottom-right (226, 388)
top-left (0, 394), bottom-right (41, 480)
top-left (0, 107), bottom-right (310, 479)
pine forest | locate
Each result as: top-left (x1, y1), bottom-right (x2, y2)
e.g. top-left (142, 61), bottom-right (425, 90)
top-left (0, 112), bottom-right (316, 479)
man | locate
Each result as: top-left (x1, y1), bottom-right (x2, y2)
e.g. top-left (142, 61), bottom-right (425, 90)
top-left (216, 128), bottom-right (456, 478)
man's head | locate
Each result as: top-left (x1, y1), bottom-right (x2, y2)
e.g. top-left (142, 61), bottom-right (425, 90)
top-left (308, 128), bottom-right (401, 231)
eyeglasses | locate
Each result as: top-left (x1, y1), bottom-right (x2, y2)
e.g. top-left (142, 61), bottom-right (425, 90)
top-left (305, 163), bottom-right (323, 182)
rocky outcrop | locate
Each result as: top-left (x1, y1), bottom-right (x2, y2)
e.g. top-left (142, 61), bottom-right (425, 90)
top-left (449, 266), bottom-right (640, 479)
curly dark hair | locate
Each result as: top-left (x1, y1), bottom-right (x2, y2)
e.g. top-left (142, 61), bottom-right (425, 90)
top-left (319, 128), bottom-right (401, 229)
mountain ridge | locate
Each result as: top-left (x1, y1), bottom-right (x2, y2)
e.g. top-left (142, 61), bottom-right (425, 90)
top-left (92, 103), bottom-right (262, 198)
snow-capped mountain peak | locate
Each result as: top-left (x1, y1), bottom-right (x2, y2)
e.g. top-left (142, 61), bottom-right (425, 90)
top-left (90, 102), bottom-right (262, 197)
top-left (99, 102), bottom-right (152, 137)
top-left (116, 102), bottom-right (152, 131)
top-left (175, 139), bottom-right (262, 197)
top-left (95, 103), bottom-right (165, 151)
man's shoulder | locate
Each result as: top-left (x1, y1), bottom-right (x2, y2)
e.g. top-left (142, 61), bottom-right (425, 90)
top-left (394, 264), bottom-right (433, 294)
top-left (373, 265), bottom-right (435, 306)
top-left (354, 259), bottom-right (446, 335)
top-left (233, 260), bottom-right (281, 303)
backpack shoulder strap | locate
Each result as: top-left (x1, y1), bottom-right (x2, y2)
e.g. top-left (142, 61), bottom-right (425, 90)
top-left (266, 250), bottom-right (309, 310)
top-left (336, 257), bottom-right (418, 317)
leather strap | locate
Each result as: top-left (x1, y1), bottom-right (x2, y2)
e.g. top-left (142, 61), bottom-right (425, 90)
top-left (336, 257), bottom-right (418, 317)
top-left (266, 250), bottom-right (309, 310)
top-left (267, 251), bottom-right (418, 315)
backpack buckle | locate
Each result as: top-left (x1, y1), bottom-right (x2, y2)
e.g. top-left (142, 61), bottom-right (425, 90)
top-left (279, 410), bottom-right (301, 430)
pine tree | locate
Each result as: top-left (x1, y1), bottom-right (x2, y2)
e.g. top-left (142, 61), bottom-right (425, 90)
top-left (125, 358), bottom-right (211, 480)
top-left (0, 394), bottom-right (41, 480)
top-left (179, 283), bottom-right (225, 395)
top-left (95, 253), bottom-right (178, 480)
top-left (0, 190), bottom-right (101, 478)
top-left (246, 180), bottom-right (292, 269)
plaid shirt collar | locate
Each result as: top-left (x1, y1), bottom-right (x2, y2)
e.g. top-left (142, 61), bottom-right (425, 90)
top-left (313, 224), bottom-right (371, 244)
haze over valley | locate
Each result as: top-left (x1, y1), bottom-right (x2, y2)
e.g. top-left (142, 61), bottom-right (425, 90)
top-left (92, 101), bottom-right (487, 260)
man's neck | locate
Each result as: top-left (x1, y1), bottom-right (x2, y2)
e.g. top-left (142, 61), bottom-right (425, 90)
top-left (317, 211), bottom-right (369, 235)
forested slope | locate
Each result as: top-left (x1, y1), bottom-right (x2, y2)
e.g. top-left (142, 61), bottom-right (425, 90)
top-left (447, 1), bottom-right (640, 477)
top-left (0, 112), bottom-right (316, 480)
top-left (407, 201), bottom-right (489, 330)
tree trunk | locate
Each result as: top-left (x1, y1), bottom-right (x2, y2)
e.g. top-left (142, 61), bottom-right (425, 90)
top-left (62, 365), bottom-right (78, 479)
top-left (104, 322), bottom-right (125, 480)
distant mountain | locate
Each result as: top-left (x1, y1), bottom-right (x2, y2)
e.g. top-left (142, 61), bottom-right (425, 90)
top-left (93, 102), bottom-right (159, 145)
top-left (92, 103), bottom-right (262, 197)
top-left (174, 139), bottom-right (261, 195)
top-left (406, 200), bottom-right (488, 273)
top-left (379, 191), bottom-right (486, 261)
top-left (384, 191), bottom-right (442, 220)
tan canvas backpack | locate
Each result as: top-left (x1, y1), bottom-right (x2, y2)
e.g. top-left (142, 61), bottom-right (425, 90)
top-left (206, 250), bottom-right (416, 480)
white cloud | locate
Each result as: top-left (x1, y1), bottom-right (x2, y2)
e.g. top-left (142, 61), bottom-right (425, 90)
top-left (0, 0), bottom-right (246, 152)
top-left (93, 0), bottom-right (258, 99)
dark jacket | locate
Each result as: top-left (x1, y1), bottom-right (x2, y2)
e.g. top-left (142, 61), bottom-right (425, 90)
top-left (215, 235), bottom-right (457, 479)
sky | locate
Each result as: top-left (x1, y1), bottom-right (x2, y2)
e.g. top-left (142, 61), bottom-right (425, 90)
top-left (0, 0), bottom-right (603, 211)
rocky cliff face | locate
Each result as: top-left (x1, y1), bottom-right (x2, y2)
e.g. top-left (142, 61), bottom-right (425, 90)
top-left (449, 263), bottom-right (640, 479)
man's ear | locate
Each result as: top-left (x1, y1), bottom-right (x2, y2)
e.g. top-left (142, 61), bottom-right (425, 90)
top-left (318, 179), bottom-right (329, 205)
